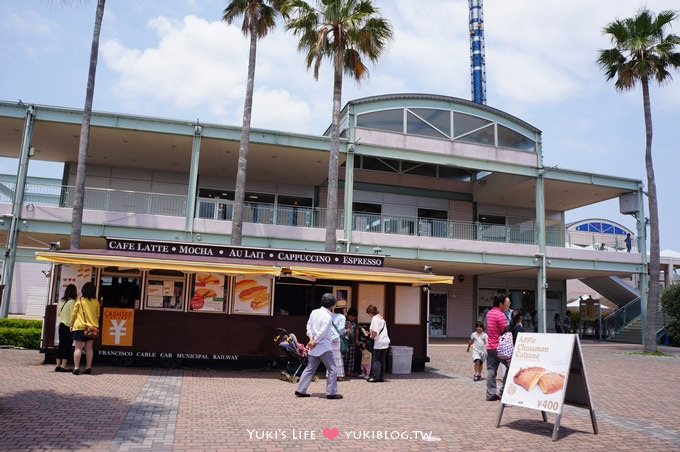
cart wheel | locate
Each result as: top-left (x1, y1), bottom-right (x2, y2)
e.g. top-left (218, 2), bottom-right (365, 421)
top-left (279, 372), bottom-right (289, 381)
top-left (158, 357), bottom-right (183, 369)
top-left (290, 375), bottom-right (299, 383)
top-left (110, 355), bottom-right (135, 367)
top-left (312, 375), bottom-right (319, 382)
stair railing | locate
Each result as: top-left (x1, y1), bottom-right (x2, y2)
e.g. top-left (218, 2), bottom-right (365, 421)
top-left (603, 297), bottom-right (641, 340)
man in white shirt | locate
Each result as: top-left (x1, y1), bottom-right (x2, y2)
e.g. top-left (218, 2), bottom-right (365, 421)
top-left (295, 293), bottom-right (343, 399)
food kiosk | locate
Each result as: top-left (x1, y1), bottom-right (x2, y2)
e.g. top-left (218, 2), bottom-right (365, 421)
top-left (38, 237), bottom-right (452, 369)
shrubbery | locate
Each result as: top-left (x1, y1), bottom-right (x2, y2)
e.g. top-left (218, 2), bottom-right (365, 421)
top-left (0, 318), bottom-right (42, 349)
top-left (660, 284), bottom-right (680, 346)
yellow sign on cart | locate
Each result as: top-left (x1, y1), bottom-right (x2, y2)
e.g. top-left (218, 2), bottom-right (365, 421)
top-left (101, 308), bottom-right (135, 346)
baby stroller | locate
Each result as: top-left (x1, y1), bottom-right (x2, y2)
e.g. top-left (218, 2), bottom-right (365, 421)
top-left (273, 328), bottom-right (318, 383)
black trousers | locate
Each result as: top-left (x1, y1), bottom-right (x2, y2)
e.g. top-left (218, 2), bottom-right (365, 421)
top-left (57, 323), bottom-right (73, 360)
top-left (371, 348), bottom-right (388, 381)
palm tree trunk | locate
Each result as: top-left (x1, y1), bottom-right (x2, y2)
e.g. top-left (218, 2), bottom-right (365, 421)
top-left (70, 0), bottom-right (105, 250)
top-left (642, 76), bottom-right (660, 352)
top-left (324, 49), bottom-right (343, 252)
top-left (231, 20), bottom-right (259, 246)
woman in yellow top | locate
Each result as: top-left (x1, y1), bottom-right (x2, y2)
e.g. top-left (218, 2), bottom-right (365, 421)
top-left (70, 282), bottom-right (100, 375)
top-left (55, 284), bottom-right (77, 372)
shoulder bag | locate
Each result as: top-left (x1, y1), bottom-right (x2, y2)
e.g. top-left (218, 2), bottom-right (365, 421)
top-left (80, 299), bottom-right (100, 339)
top-left (497, 330), bottom-right (514, 360)
top-left (332, 322), bottom-right (349, 354)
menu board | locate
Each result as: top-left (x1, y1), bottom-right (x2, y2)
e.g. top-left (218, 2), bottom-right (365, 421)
top-left (498, 333), bottom-right (597, 441)
top-left (145, 279), bottom-right (183, 309)
top-left (232, 275), bottom-right (272, 315)
top-left (146, 281), bottom-right (164, 308)
top-left (190, 273), bottom-right (226, 312)
top-left (58, 265), bottom-right (93, 300)
top-left (501, 333), bottom-right (573, 414)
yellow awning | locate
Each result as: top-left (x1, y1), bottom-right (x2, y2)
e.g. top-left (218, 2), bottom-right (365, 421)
top-left (36, 250), bottom-right (452, 284)
top-left (36, 251), bottom-right (281, 276)
top-left (287, 266), bottom-right (453, 286)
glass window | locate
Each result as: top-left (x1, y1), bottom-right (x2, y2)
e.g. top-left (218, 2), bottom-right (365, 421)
top-left (478, 214), bottom-right (505, 225)
top-left (145, 270), bottom-right (185, 311)
top-left (438, 166), bottom-right (472, 181)
top-left (478, 214), bottom-right (506, 242)
top-left (418, 209), bottom-right (448, 237)
top-left (353, 202), bottom-right (381, 232)
top-left (198, 188), bottom-right (234, 200)
top-left (277, 196), bottom-right (313, 226)
top-left (356, 109), bottom-right (403, 133)
top-left (418, 208), bottom-right (448, 220)
top-left (453, 112), bottom-right (492, 137)
top-left (406, 111), bottom-right (448, 139)
top-left (456, 124), bottom-right (495, 146)
top-left (410, 108), bottom-right (451, 136)
top-left (497, 124), bottom-right (535, 152)
top-left (277, 195), bottom-right (312, 207)
top-left (245, 192), bottom-right (275, 203)
top-left (402, 161), bottom-right (437, 177)
top-left (361, 156), bottom-right (399, 173)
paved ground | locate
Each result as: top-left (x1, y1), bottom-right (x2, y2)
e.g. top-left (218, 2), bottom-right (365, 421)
top-left (1, 339), bottom-right (679, 451)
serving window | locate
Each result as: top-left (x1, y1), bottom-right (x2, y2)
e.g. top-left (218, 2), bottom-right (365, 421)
top-left (189, 272), bottom-right (227, 313)
top-left (99, 267), bottom-right (141, 309)
top-left (145, 270), bottom-right (185, 311)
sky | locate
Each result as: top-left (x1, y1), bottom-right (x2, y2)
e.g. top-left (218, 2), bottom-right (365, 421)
top-left (1, 0), bottom-right (679, 251)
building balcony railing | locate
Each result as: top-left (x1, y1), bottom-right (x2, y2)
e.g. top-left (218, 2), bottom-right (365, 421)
top-left (9, 182), bottom-right (637, 252)
top-left (16, 182), bottom-right (187, 216)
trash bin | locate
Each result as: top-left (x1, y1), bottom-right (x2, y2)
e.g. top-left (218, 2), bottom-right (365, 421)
top-left (389, 346), bottom-right (413, 374)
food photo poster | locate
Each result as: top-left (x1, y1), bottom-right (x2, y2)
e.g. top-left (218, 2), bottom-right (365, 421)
top-left (232, 275), bottom-right (272, 315)
top-left (501, 333), bottom-right (575, 414)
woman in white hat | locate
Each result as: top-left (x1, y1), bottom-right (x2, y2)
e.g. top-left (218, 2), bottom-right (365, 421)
top-left (329, 298), bottom-right (347, 380)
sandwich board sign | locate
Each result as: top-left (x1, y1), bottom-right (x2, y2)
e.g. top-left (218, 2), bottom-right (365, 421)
top-left (497, 333), bottom-right (597, 441)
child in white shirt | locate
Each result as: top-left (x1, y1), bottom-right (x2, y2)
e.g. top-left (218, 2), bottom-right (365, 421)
top-left (466, 321), bottom-right (488, 381)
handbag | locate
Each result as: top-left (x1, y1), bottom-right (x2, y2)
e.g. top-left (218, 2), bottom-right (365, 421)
top-left (364, 323), bottom-right (385, 353)
top-left (80, 299), bottom-right (100, 339)
top-left (84, 325), bottom-right (100, 339)
top-left (497, 330), bottom-right (514, 360)
top-left (332, 322), bottom-right (349, 354)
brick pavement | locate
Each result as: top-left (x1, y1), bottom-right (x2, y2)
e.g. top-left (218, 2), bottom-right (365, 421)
top-left (0, 340), bottom-right (678, 451)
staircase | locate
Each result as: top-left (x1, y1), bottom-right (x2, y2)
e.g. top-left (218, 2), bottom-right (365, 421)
top-left (580, 275), bottom-right (639, 307)
top-left (606, 301), bottom-right (669, 344)
top-left (608, 318), bottom-right (642, 344)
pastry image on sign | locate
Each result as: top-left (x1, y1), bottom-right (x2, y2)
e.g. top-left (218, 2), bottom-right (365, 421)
top-left (513, 366), bottom-right (546, 391)
top-left (194, 288), bottom-right (217, 299)
top-left (233, 277), bottom-right (271, 313)
top-left (249, 293), bottom-right (269, 310)
top-left (196, 273), bottom-right (221, 285)
top-left (239, 285), bottom-right (268, 302)
top-left (537, 372), bottom-right (566, 394)
top-left (235, 279), bottom-right (258, 291)
top-left (513, 367), bottom-right (566, 394)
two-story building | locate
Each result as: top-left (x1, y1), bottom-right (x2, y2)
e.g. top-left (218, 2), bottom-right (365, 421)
top-left (0, 94), bottom-right (648, 363)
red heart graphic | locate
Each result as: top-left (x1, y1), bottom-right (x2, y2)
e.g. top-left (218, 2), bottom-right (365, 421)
top-left (323, 427), bottom-right (339, 440)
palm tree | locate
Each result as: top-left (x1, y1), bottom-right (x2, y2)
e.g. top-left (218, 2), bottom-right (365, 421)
top-left (284, 0), bottom-right (393, 251)
top-left (70, 0), bottom-right (106, 250)
top-left (597, 9), bottom-right (680, 352)
top-left (224, 0), bottom-right (286, 246)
